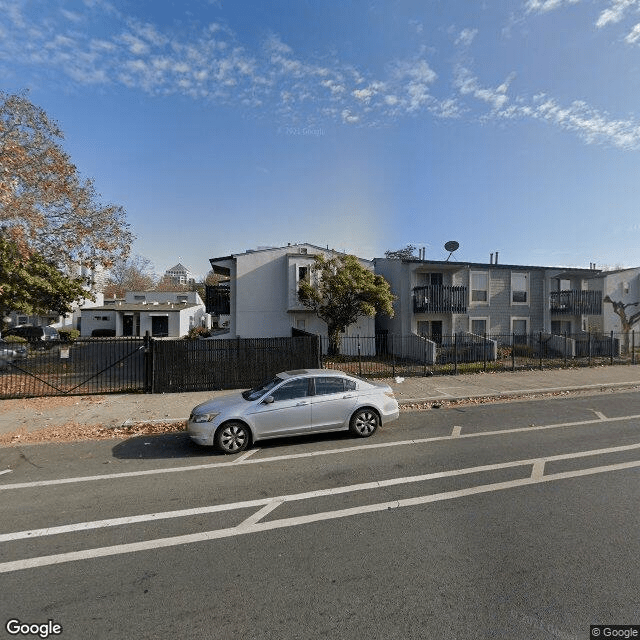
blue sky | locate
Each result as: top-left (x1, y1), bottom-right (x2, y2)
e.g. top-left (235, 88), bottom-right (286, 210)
top-left (3, 0), bottom-right (640, 277)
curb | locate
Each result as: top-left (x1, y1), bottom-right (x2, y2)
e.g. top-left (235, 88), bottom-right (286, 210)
top-left (397, 381), bottom-right (640, 406)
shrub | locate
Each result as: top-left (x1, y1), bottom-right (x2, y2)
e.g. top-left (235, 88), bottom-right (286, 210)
top-left (2, 334), bottom-right (27, 344)
top-left (58, 328), bottom-right (80, 343)
top-left (186, 326), bottom-right (211, 340)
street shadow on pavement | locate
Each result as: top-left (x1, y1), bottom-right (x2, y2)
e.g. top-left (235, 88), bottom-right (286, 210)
top-left (111, 432), bottom-right (222, 460)
top-left (111, 429), bottom-right (356, 460)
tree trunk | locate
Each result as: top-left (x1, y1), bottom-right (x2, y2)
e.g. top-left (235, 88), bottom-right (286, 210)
top-left (327, 325), bottom-right (342, 356)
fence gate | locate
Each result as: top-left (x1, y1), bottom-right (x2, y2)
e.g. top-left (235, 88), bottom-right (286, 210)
top-left (0, 337), bottom-right (147, 399)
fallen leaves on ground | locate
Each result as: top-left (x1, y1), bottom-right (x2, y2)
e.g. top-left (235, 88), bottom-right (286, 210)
top-left (0, 420), bottom-right (187, 447)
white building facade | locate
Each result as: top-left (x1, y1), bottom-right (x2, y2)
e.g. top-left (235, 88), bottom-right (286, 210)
top-left (208, 244), bottom-right (376, 344)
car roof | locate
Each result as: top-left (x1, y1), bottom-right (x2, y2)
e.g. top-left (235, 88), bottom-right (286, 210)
top-left (280, 369), bottom-right (349, 379)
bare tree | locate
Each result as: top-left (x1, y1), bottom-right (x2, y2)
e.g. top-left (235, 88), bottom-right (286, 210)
top-left (603, 295), bottom-right (640, 354)
top-left (103, 255), bottom-right (156, 299)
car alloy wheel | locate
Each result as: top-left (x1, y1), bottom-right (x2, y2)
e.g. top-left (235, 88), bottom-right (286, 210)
top-left (349, 408), bottom-right (379, 437)
top-left (216, 421), bottom-right (250, 454)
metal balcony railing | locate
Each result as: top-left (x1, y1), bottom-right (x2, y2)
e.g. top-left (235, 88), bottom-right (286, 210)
top-left (550, 290), bottom-right (602, 315)
top-left (413, 285), bottom-right (467, 314)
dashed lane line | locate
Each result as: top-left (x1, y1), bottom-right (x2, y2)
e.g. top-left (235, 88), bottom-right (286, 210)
top-left (1, 454), bottom-right (639, 574)
top-left (1, 412), bottom-right (639, 492)
top-left (2, 440), bottom-right (640, 544)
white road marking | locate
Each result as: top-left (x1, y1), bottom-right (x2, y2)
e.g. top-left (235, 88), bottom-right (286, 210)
top-left (2, 440), bottom-right (640, 544)
top-left (592, 410), bottom-right (607, 420)
top-left (234, 449), bottom-right (259, 463)
top-left (2, 412), bottom-right (640, 492)
top-left (0, 470), bottom-right (11, 476)
top-left (237, 500), bottom-right (282, 530)
top-left (1, 455), bottom-right (639, 574)
top-left (451, 426), bottom-right (462, 437)
top-left (531, 460), bottom-right (545, 479)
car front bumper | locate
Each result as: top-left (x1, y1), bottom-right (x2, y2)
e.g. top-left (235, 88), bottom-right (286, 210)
top-left (187, 421), bottom-right (216, 446)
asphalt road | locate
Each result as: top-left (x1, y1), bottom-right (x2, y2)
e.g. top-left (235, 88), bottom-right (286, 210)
top-left (1, 391), bottom-right (640, 640)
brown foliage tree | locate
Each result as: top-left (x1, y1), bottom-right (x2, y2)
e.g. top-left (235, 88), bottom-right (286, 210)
top-left (0, 91), bottom-right (132, 269)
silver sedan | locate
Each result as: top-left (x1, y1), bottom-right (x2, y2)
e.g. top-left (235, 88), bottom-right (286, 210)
top-left (187, 369), bottom-right (400, 454)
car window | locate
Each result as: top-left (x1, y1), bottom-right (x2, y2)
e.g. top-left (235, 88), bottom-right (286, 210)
top-left (314, 377), bottom-right (346, 396)
top-left (344, 379), bottom-right (357, 391)
top-left (243, 376), bottom-right (283, 401)
top-left (270, 378), bottom-right (309, 402)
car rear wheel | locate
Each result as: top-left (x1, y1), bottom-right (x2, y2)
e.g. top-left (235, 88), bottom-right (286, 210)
top-left (349, 408), bottom-right (379, 437)
top-left (215, 421), bottom-right (250, 454)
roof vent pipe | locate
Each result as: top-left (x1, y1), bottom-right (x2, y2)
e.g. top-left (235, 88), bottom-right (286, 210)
top-left (495, 251), bottom-right (499, 264)
top-left (490, 253), bottom-right (494, 264)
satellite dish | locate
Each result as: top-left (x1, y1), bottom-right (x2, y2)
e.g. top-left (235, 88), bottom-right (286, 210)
top-left (444, 240), bottom-right (459, 261)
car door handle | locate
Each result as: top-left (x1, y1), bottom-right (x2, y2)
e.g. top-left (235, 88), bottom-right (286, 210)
top-left (343, 394), bottom-right (355, 399)
top-left (296, 401), bottom-right (308, 406)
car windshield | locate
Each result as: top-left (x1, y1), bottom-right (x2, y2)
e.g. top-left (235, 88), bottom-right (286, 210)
top-left (242, 376), bottom-right (284, 401)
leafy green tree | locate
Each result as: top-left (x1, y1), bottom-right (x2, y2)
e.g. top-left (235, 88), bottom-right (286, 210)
top-left (0, 236), bottom-right (90, 325)
top-left (0, 91), bottom-right (132, 270)
top-left (298, 254), bottom-right (395, 355)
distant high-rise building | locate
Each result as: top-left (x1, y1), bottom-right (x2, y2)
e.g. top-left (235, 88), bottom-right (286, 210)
top-left (165, 263), bottom-right (192, 285)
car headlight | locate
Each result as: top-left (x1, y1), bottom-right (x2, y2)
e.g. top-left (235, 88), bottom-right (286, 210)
top-left (192, 412), bottom-right (220, 423)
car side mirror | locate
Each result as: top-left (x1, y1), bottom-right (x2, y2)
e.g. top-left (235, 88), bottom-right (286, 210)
top-left (263, 396), bottom-right (275, 404)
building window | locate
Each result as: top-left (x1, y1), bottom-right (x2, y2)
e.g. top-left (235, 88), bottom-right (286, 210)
top-left (511, 317), bottom-right (529, 344)
top-left (134, 295), bottom-right (146, 301)
top-left (511, 273), bottom-right (529, 304)
top-left (470, 318), bottom-right (488, 335)
top-left (471, 272), bottom-right (488, 303)
top-left (298, 266), bottom-right (310, 283)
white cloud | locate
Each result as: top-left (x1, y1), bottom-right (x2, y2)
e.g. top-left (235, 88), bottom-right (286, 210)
top-left (528, 95), bottom-right (640, 149)
top-left (525, 0), bottom-right (581, 14)
top-left (596, 0), bottom-right (638, 27)
top-left (341, 109), bottom-right (359, 124)
top-left (454, 67), bottom-right (513, 111)
top-left (455, 28), bottom-right (478, 47)
top-left (625, 22), bottom-right (640, 41)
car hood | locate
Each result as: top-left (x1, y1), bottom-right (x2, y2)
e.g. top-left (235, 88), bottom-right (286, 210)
top-left (191, 392), bottom-right (248, 416)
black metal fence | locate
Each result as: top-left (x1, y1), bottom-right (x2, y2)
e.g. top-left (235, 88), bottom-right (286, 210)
top-left (320, 332), bottom-right (638, 378)
top-left (0, 334), bottom-right (321, 399)
top-left (150, 335), bottom-right (320, 393)
top-left (0, 337), bottom-right (147, 399)
top-left (0, 331), bottom-right (636, 399)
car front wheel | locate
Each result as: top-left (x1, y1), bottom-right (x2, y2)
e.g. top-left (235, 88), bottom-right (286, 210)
top-left (349, 408), bottom-right (379, 437)
top-left (215, 421), bottom-right (250, 454)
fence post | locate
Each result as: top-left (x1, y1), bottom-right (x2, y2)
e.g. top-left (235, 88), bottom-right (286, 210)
top-left (539, 331), bottom-right (543, 370)
top-left (143, 331), bottom-right (153, 393)
top-left (610, 330), bottom-right (614, 365)
top-left (483, 332), bottom-right (487, 372)
top-left (392, 336), bottom-right (396, 378)
top-left (511, 333), bottom-right (515, 371)
top-left (423, 335), bottom-right (427, 377)
top-left (564, 332), bottom-right (568, 367)
top-left (454, 332), bottom-right (458, 375)
top-left (633, 331), bottom-right (636, 365)
top-left (588, 331), bottom-right (592, 366)
top-left (357, 335), bottom-right (362, 377)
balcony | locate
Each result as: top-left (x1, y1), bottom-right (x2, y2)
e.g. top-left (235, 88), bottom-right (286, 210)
top-left (413, 285), bottom-right (467, 314)
top-left (550, 290), bottom-right (602, 315)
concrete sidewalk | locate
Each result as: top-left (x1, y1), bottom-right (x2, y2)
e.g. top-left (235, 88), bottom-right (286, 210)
top-left (0, 365), bottom-right (639, 436)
